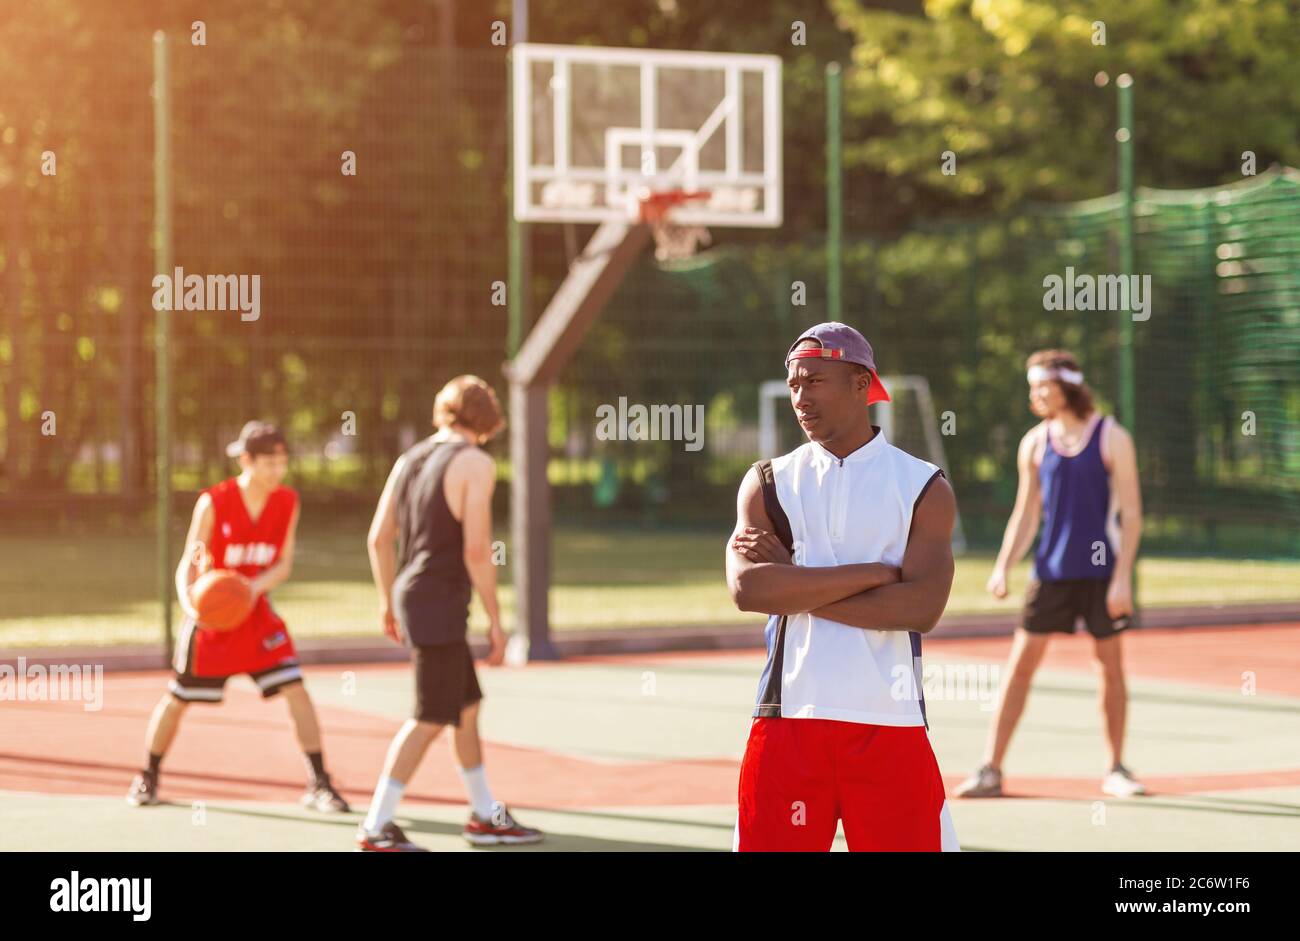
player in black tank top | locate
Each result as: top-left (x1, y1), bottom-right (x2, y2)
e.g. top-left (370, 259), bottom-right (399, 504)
top-left (391, 437), bottom-right (474, 645)
top-left (358, 375), bottom-right (541, 851)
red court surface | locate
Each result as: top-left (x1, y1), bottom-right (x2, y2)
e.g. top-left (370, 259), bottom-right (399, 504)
top-left (563, 623), bottom-right (1300, 696)
top-left (1, 624), bottom-right (1295, 810)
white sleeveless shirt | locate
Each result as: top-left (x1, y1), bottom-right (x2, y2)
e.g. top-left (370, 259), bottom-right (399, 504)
top-left (752, 428), bottom-right (944, 727)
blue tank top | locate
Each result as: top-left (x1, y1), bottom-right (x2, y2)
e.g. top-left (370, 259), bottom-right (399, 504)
top-left (1035, 415), bottom-right (1113, 582)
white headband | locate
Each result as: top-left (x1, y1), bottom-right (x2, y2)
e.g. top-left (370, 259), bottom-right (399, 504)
top-left (1027, 365), bottom-right (1084, 385)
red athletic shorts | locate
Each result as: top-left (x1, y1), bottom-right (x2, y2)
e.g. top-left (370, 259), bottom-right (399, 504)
top-left (735, 717), bottom-right (959, 852)
top-left (170, 602), bottom-right (301, 703)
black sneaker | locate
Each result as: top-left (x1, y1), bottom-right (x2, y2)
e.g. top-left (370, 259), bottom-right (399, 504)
top-left (356, 821), bottom-right (428, 852)
top-left (126, 770), bottom-right (159, 807)
top-left (301, 775), bottom-right (351, 813)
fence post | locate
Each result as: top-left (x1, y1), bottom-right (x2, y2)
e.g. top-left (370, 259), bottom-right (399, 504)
top-left (1115, 72), bottom-right (1139, 613)
top-left (1116, 74), bottom-right (1136, 429)
top-left (826, 62), bottom-right (842, 324)
top-left (507, 0), bottom-right (529, 358)
top-left (152, 31), bottom-right (174, 664)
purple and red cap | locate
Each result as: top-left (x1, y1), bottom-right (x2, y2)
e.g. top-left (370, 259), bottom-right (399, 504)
top-left (785, 322), bottom-right (891, 405)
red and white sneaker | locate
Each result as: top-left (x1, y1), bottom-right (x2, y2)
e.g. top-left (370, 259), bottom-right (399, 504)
top-left (463, 802), bottom-right (543, 846)
top-left (356, 821), bottom-right (428, 852)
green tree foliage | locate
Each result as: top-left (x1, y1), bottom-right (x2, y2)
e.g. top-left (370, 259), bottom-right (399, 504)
top-left (830, 0), bottom-right (1300, 220)
top-left (0, 1), bottom-right (510, 495)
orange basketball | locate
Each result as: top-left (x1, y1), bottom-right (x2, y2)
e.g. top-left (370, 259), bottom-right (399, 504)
top-left (192, 569), bottom-right (255, 631)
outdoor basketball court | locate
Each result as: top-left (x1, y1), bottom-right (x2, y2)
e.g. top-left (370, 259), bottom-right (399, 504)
top-left (3, 624), bottom-right (1295, 852)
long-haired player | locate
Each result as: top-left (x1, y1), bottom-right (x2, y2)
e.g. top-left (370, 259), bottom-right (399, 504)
top-left (956, 350), bottom-right (1145, 798)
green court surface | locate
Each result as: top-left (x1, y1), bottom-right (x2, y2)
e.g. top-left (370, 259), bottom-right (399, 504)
top-left (3, 627), bottom-right (1297, 851)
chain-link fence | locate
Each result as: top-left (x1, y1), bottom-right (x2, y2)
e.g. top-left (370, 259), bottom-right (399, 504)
top-left (562, 170), bottom-right (1299, 555)
top-left (1, 33), bottom-right (509, 515)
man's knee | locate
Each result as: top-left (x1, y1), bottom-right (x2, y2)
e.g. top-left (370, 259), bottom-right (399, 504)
top-left (1097, 660), bottom-right (1126, 684)
top-left (1092, 637), bottom-right (1124, 672)
top-left (279, 680), bottom-right (309, 702)
top-left (1008, 641), bottom-right (1048, 682)
top-left (409, 717), bottom-right (444, 738)
top-left (1094, 652), bottom-right (1124, 672)
top-left (1007, 660), bottom-right (1039, 685)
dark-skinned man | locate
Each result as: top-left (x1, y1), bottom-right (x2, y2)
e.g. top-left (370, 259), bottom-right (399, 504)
top-left (727, 323), bottom-right (961, 852)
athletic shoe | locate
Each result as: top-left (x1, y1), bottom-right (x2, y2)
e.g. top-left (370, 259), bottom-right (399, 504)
top-left (301, 775), bottom-right (351, 813)
top-left (125, 770), bottom-right (159, 807)
top-left (355, 822), bottom-right (428, 852)
top-left (1102, 764), bottom-right (1147, 798)
top-left (954, 763), bottom-right (1003, 798)
top-left (463, 802), bottom-right (544, 846)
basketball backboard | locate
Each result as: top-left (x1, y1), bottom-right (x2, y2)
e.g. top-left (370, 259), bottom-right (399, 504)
top-left (512, 43), bottom-right (782, 229)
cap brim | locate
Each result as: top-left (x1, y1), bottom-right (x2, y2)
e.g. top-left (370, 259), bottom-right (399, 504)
top-left (225, 441), bottom-right (244, 457)
top-left (867, 369), bottom-right (891, 405)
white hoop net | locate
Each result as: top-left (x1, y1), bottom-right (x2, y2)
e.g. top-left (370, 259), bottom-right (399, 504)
top-left (636, 190), bottom-right (713, 261)
top-left (649, 218), bottom-right (712, 261)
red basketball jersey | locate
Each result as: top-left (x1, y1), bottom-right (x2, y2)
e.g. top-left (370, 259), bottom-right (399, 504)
top-left (203, 477), bottom-right (297, 623)
top-left (205, 477), bottom-right (296, 572)
top-left (181, 478), bottom-right (299, 678)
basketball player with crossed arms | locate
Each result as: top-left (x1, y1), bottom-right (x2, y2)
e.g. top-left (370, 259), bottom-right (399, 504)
top-left (728, 323), bottom-right (961, 851)
top-left (126, 421), bottom-right (349, 812)
top-left (955, 350), bottom-right (1145, 799)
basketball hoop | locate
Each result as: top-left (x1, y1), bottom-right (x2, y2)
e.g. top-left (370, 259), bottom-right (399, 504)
top-left (636, 190), bottom-right (713, 262)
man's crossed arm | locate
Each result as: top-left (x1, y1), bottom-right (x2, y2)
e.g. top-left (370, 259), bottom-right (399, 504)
top-left (725, 467), bottom-right (956, 634)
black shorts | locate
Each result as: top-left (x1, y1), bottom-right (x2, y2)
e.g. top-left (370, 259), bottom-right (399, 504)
top-left (1022, 578), bottom-right (1131, 640)
top-left (413, 641), bottom-right (482, 725)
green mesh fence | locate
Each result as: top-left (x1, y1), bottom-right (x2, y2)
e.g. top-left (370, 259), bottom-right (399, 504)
top-left (561, 170), bottom-right (1300, 556)
top-left (1, 34), bottom-right (509, 513)
top-left (164, 37), bottom-right (509, 495)
top-left (0, 30), bottom-right (155, 503)
top-left (1130, 172), bottom-right (1300, 552)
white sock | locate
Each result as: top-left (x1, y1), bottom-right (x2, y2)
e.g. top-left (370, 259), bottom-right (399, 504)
top-left (459, 765), bottom-right (495, 819)
top-left (362, 776), bottom-right (404, 835)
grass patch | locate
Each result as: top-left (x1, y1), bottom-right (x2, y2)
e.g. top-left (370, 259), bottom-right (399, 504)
top-left (2, 519), bottom-right (1296, 648)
